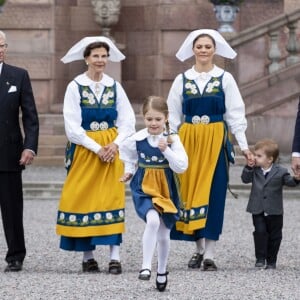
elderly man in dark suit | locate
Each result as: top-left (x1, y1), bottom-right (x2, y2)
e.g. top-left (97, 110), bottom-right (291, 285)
top-left (0, 30), bottom-right (39, 272)
top-left (292, 98), bottom-right (300, 177)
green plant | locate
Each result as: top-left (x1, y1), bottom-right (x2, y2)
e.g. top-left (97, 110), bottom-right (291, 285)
top-left (0, 0), bottom-right (6, 6)
top-left (210, 0), bottom-right (243, 5)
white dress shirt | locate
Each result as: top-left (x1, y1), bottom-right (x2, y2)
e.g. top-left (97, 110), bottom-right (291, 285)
top-left (119, 128), bottom-right (188, 174)
top-left (167, 65), bottom-right (249, 151)
top-left (63, 73), bottom-right (136, 154)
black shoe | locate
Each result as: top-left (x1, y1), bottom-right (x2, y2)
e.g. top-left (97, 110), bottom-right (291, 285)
top-left (203, 259), bottom-right (217, 271)
top-left (82, 259), bottom-right (100, 273)
top-left (156, 272), bottom-right (169, 292)
top-left (138, 268), bottom-right (151, 280)
top-left (4, 260), bottom-right (23, 272)
top-left (188, 253), bottom-right (203, 269)
top-left (265, 263), bottom-right (276, 270)
top-left (255, 259), bottom-right (265, 268)
top-left (108, 260), bottom-right (122, 275)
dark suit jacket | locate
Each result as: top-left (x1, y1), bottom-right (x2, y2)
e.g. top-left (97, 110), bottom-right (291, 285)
top-left (241, 164), bottom-right (298, 215)
top-left (0, 63), bottom-right (39, 171)
top-left (292, 98), bottom-right (300, 152)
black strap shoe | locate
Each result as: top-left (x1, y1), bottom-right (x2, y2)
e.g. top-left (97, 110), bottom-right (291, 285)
top-left (108, 260), bottom-right (122, 275)
top-left (156, 271), bottom-right (169, 292)
top-left (138, 268), bottom-right (151, 280)
top-left (203, 259), bottom-right (217, 271)
top-left (82, 259), bottom-right (100, 273)
top-left (188, 253), bottom-right (203, 268)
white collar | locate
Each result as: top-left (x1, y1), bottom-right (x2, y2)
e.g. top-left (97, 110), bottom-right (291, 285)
top-left (74, 73), bottom-right (114, 87)
top-left (131, 128), bottom-right (164, 141)
top-left (184, 65), bottom-right (224, 80)
top-left (0, 62), bottom-right (3, 74)
top-left (261, 164), bottom-right (273, 175)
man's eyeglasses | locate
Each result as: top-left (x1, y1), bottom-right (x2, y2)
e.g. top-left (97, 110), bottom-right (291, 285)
top-left (0, 44), bottom-right (8, 49)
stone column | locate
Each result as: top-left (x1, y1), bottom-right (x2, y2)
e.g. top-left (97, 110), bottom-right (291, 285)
top-left (90, 0), bottom-right (123, 82)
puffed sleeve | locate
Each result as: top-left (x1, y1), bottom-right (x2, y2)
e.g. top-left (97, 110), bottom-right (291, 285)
top-left (167, 74), bottom-right (184, 132)
top-left (223, 72), bottom-right (249, 151)
top-left (119, 136), bottom-right (138, 174)
top-left (163, 135), bottom-right (188, 173)
top-left (114, 82), bottom-right (136, 146)
top-left (63, 81), bottom-right (101, 153)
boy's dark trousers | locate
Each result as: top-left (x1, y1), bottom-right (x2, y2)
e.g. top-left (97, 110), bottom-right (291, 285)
top-left (252, 212), bottom-right (283, 265)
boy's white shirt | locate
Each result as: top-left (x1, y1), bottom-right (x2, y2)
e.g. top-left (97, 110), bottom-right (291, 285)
top-left (119, 128), bottom-right (188, 175)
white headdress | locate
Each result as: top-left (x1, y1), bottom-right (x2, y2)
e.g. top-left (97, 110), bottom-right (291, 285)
top-left (176, 29), bottom-right (237, 61)
top-left (61, 36), bottom-right (125, 63)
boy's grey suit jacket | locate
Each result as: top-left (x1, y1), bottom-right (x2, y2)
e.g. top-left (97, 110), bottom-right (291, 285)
top-left (241, 164), bottom-right (298, 215)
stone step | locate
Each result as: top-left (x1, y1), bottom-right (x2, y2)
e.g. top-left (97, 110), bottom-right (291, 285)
top-left (34, 114), bottom-right (247, 166)
top-left (34, 156), bottom-right (65, 167)
top-left (22, 181), bottom-right (299, 201)
top-left (22, 181), bottom-right (133, 200)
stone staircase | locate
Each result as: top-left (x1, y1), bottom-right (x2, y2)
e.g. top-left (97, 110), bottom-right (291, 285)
top-left (34, 113), bottom-right (247, 167)
top-left (35, 114), bottom-right (67, 167)
top-left (22, 181), bottom-right (133, 201)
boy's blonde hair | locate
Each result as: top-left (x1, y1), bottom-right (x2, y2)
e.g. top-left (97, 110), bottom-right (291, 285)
top-left (254, 139), bottom-right (279, 163)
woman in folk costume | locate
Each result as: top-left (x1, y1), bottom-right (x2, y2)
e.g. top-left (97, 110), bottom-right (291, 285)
top-left (119, 96), bottom-right (188, 291)
top-left (167, 29), bottom-right (253, 271)
top-left (56, 36), bottom-right (136, 274)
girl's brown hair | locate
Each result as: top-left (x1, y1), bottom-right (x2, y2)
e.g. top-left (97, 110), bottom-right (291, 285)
top-left (254, 139), bottom-right (279, 163)
top-left (142, 96), bottom-right (173, 143)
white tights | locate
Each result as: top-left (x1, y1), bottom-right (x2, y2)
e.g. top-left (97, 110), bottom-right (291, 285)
top-left (196, 238), bottom-right (216, 260)
top-left (83, 245), bottom-right (120, 262)
top-left (142, 209), bottom-right (170, 274)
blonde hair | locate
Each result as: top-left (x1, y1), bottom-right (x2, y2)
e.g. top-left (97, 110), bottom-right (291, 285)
top-left (254, 139), bottom-right (279, 163)
top-left (142, 95), bottom-right (172, 143)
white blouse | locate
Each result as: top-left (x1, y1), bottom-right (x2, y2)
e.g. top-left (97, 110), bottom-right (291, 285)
top-left (167, 65), bottom-right (249, 151)
top-left (63, 73), bottom-right (136, 154)
top-left (119, 128), bottom-right (188, 174)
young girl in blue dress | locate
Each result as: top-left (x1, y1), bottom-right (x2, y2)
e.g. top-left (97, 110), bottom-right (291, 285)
top-left (120, 96), bottom-right (188, 292)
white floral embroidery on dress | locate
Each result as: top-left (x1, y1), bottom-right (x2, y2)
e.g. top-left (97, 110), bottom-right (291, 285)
top-left (94, 213), bottom-right (101, 220)
top-left (69, 215), bottom-right (76, 222)
top-left (88, 94), bottom-right (96, 104)
top-left (108, 91), bottom-right (114, 98)
top-left (102, 98), bottom-right (109, 105)
top-left (205, 80), bottom-right (220, 93)
top-left (59, 213), bottom-right (65, 220)
top-left (65, 158), bottom-right (71, 168)
top-left (185, 81), bottom-right (198, 95)
top-left (106, 212), bottom-right (113, 220)
top-left (82, 90), bottom-right (89, 98)
top-left (82, 215), bottom-right (89, 223)
top-left (119, 210), bottom-right (124, 218)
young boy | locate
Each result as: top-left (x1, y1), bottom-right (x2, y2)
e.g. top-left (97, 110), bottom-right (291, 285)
top-left (241, 139), bottom-right (300, 269)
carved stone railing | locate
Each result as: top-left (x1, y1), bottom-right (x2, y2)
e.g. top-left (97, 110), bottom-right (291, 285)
top-left (229, 8), bottom-right (300, 75)
top-left (224, 9), bottom-right (300, 152)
